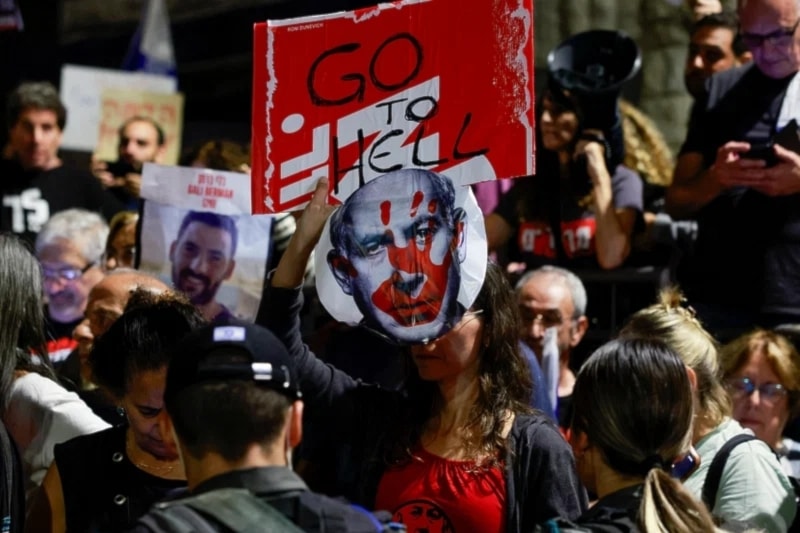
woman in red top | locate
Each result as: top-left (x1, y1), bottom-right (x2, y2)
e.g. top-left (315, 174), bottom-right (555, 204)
top-left (262, 179), bottom-right (586, 533)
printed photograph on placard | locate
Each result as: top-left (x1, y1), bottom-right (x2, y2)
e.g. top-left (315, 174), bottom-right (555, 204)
top-left (139, 200), bottom-right (272, 321)
top-left (315, 168), bottom-right (487, 345)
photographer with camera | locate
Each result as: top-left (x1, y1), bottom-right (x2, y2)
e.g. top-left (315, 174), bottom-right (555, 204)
top-left (485, 30), bottom-right (644, 273)
top-left (666, 0), bottom-right (800, 337)
top-left (91, 116), bottom-right (166, 211)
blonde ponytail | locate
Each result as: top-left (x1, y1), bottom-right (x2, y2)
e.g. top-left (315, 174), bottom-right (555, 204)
top-left (639, 468), bottom-right (718, 532)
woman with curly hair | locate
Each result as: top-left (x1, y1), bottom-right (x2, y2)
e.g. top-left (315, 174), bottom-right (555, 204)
top-left (619, 288), bottom-right (796, 532)
top-left (260, 179), bottom-right (586, 533)
top-left (619, 99), bottom-right (674, 190)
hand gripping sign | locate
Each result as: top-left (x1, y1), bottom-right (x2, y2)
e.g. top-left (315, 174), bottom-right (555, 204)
top-left (251, 0), bottom-right (535, 213)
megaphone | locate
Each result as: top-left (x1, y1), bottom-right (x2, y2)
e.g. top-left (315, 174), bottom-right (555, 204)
top-left (547, 29), bottom-right (641, 98)
top-left (546, 30), bottom-right (641, 169)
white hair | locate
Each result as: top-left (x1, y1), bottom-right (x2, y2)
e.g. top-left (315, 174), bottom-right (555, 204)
top-left (35, 209), bottom-right (109, 264)
top-left (515, 265), bottom-right (588, 318)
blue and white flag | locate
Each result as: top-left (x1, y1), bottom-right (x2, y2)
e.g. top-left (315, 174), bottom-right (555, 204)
top-left (123, 0), bottom-right (176, 77)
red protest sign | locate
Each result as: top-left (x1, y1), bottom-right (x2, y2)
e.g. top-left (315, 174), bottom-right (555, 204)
top-left (251, 0), bottom-right (535, 214)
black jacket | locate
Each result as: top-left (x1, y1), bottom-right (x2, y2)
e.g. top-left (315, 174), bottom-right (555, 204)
top-left (258, 285), bottom-right (588, 533)
top-left (537, 485), bottom-right (641, 532)
top-left (131, 467), bottom-right (393, 533)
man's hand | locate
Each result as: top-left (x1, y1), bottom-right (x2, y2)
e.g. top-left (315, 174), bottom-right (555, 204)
top-left (90, 157), bottom-right (116, 188)
top-left (709, 141), bottom-right (767, 190)
top-left (123, 172), bottom-right (142, 198)
top-left (749, 144), bottom-right (800, 197)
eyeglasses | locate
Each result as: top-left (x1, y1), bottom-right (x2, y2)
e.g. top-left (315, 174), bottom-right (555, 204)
top-left (741, 18), bottom-right (800, 50)
top-left (726, 377), bottom-right (789, 404)
top-left (41, 262), bottom-right (96, 282)
top-left (362, 308), bottom-right (485, 347)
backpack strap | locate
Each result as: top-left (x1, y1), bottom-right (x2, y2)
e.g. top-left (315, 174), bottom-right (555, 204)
top-left (138, 504), bottom-right (219, 533)
top-left (140, 488), bottom-right (304, 533)
top-left (702, 434), bottom-right (758, 509)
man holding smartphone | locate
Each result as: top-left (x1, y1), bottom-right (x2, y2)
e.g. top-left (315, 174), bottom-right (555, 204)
top-left (666, 0), bottom-right (800, 336)
top-left (91, 116), bottom-right (166, 210)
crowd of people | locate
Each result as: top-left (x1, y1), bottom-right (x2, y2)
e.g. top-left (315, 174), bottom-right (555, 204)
top-left (0, 0), bottom-right (800, 531)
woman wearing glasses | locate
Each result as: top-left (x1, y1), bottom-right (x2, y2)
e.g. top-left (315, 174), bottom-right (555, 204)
top-left (619, 288), bottom-right (796, 532)
top-left (261, 179), bottom-right (586, 533)
top-left (720, 329), bottom-right (800, 478)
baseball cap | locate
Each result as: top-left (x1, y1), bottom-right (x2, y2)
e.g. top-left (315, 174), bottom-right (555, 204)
top-left (165, 320), bottom-right (301, 403)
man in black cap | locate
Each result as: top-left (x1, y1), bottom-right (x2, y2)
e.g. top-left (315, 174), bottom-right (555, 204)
top-left (132, 321), bottom-right (399, 532)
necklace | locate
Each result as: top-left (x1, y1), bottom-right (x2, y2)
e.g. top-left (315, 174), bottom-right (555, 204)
top-left (124, 432), bottom-right (177, 476)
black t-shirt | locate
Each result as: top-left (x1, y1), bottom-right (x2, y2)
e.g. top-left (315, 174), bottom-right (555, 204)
top-left (0, 158), bottom-right (124, 245)
top-left (493, 164), bottom-right (643, 271)
top-left (677, 64), bottom-right (799, 315)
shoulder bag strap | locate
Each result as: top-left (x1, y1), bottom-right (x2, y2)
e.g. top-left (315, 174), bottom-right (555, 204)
top-left (701, 433), bottom-right (758, 509)
top-left (178, 488), bottom-right (304, 533)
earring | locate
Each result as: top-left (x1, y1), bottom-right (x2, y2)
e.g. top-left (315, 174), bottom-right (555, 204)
top-left (116, 406), bottom-right (126, 417)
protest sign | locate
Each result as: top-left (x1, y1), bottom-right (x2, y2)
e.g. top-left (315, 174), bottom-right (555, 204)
top-left (140, 163), bottom-right (252, 214)
top-left (315, 169), bottom-right (487, 345)
top-left (59, 64), bottom-right (176, 152)
top-left (139, 164), bottom-right (272, 321)
top-left (94, 89), bottom-right (184, 164)
top-left (251, 0), bottom-right (535, 213)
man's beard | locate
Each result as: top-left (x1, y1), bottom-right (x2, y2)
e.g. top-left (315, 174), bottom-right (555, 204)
top-left (173, 267), bottom-right (221, 305)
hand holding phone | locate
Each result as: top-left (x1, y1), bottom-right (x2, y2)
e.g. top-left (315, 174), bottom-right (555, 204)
top-left (741, 141), bottom-right (779, 167)
top-left (741, 120), bottom-right (800, 168)
top-left (105, 160), bottom-right (137, 178)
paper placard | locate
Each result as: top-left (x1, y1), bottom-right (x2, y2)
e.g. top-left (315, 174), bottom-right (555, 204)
top-left (140, 163), bottom-right (253, 215)
top-left (138, 200), bottom-right (273, 322)
top-left (94, 89), bottom-right (183, 164)
top-left (59, 64), bottom-right (176, 152)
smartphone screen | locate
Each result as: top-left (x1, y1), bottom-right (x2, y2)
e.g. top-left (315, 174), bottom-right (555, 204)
top-left (741, 142), bottom-right (779, 167)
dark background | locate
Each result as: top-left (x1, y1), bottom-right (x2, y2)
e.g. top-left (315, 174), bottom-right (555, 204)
top-left (0, 0), bottom-right (381, 154)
